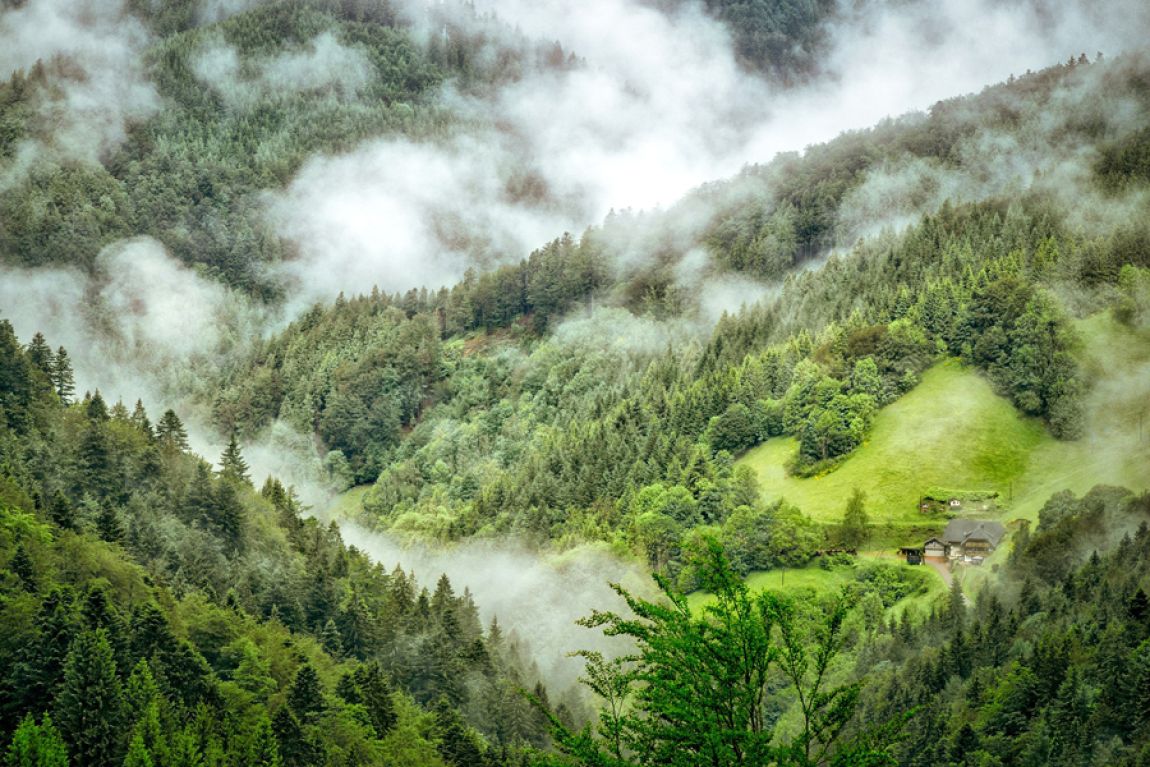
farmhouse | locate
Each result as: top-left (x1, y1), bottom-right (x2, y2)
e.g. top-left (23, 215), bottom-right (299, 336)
top-left (941, 519), bottom-right (1006, 562)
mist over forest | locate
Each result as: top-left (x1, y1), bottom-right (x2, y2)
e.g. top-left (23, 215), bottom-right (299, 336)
top-left (1, 1), bottom-right (1150, 766)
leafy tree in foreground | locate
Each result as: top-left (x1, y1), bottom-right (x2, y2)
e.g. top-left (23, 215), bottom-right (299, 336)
top-left (542, 540), bottom-right (903, 766)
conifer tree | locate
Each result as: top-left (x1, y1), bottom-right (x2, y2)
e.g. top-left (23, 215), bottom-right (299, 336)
top-left (122, 731), bottom-right (153, 767)
top-left (54, 629), bottom-right (126, 767)
top-left (87, 390), bottom-right (110, 421)
top-left (130, 400), bottom-right (153, 437)
top-left (354, 662), bottom-right (397, 738)
top-left (156, 410), bottom-right (189, 454)
top-left (51, 346), bottom-right (74, 404)
top-left (4, 714), bottom-right (69, 767)
top-left (80, 424), bottom-right (116, 501)
top-left (97, 503), bottom-right (125, 543)
top-left (218, 432), bottom-right (250, 485)
top-left (49, 491), bottom-right (75, 531)
top-left (10, 542), bottom-right (35, 591)
top-left (25, 331), bottom-right (54, 378)
top-left (246, 715), bottom-right (283, 767)
top-left (287, 664), bottom-right (324, 723)
top-left (212, 478), bottom-right (244, 550)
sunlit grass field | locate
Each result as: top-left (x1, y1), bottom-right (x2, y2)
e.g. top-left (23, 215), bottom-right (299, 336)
top-left (738, 313), bottom-right (1150, 545)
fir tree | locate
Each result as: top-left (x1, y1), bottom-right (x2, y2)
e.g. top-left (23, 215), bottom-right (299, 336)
top-left (54, 629), bottom-right (126, 767)
top-left (97, 503), bottom-right (125, 543)
top-left (212, 478), bottom-right (244, 551)
top-left (354, 662), bottom-right (397, 738)
top-left (87, 390), bottom-right (110, 421)
top-left (51, 346), bottom-right (74, 404)
top-left (48, 491), bottom-right (75, 531)
top-left (287, 664), bottom-right (324, 723)
top-left (246, 715), bottom-right (282, 767)
top-left (218, 432), bottom-right (250, 485)
top-left (156, 410), bottom-right (189, 454)
top-left (25, 332), bottom-right (54, 378)
top-left (4, 714), bottom-right (69, 767)
top-left (122, 731), bottom-right (154, 767)
top-left (130, 400), bottom-right (153, 437)
top-left (10, 542), bottom-right (35, 591)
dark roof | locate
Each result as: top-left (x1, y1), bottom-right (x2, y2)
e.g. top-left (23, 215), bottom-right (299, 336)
top-left (941, 519), bottom-right (1005, 547)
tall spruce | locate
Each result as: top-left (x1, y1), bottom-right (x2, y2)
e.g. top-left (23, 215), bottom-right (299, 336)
top-left (54, 629), bottom-right (125, 767)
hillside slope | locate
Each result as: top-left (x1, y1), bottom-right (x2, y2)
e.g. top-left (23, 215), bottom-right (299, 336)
top-left (739, 312), bottom-right (1150, 543)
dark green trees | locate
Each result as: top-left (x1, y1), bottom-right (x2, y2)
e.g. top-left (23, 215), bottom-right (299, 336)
top-left (54, 629), bottom-right (125, 767)
top-left (839, 487), bottom-right (870, 549)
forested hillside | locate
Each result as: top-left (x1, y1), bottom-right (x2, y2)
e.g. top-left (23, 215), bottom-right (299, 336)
top-left (207, 53), bottom-right (1150, 585)
top-left (0, 321), bottom-right (568, 766)
top-left (3, 1), bottom-right (1150, 765)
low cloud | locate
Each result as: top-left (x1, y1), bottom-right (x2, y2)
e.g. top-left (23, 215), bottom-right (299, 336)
top-left (192, 31), bottom-right (374, 109)
top-left (334, 520), bottom-right (649, 688)
top-left (0, 0), bottom-right (158, 183)
top-left (268, 0), bottom-right (1150, 304)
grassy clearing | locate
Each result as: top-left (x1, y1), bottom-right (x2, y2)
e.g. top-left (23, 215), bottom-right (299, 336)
top-left (687, 556), bottom-right (949, 618)
top-left (739, 313), bottom-right (1150, 544)
top-left (740, 359), bottom-right (1046, 541)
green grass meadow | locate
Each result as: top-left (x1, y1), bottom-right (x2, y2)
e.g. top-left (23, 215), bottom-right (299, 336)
top-left (738, 313), bottom-right (1150, 546)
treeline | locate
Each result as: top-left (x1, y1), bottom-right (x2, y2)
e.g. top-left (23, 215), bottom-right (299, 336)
top-left (0, 319), bottom-right (568, 766)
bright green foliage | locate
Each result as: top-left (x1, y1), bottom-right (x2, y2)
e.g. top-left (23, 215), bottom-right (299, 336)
top-left (4, 714), bottom-right (68, 767)
top-left (244, 715), bottom-right (282, 767)
top-left (122, 732), bottom-right (153, 767)
top-left (546, 541), bottom-right (901, 766)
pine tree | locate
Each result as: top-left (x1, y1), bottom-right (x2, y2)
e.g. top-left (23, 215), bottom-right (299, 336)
top-left (49, 491), bottom-right (75, 531)
top-left (246, 715), bottom-right (282, 767)
top-left (80, 424), bottom-right (116, 501)
top-left (25, 332), bottom-right (54, 378)
top-left (124, 660), bottom-right (160, 723)
top-left (130, 400), bottom-right (153, 437)
top-left (156, 410), bottom-right (189, 454)
top-left (4, 714), bottom-right (69, 767)
top-left (10, 542), bottom-right (35, 591)
top-left (97, 503), bottom-right (125, 543)
top-left (122, 731), bottom-right (154, 767)
top-left (51, 346), bottom-right (74, 404)
top-left (354, 662), bottom-right (397, 738)
top-left (212, 479), bottom-right (244, 551)
top-left (433, 697), bottom-right (486, 767)
top-left (287, 663), bottom-right (324, 723)
top-left (320, 619), bottom-right (343, 658)
top-left (87, 390), bottom-right (110, 421)
top-left (218, 433), bottom-right (250, 485)
top-left (54, 629), bottom-right (126, 767)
